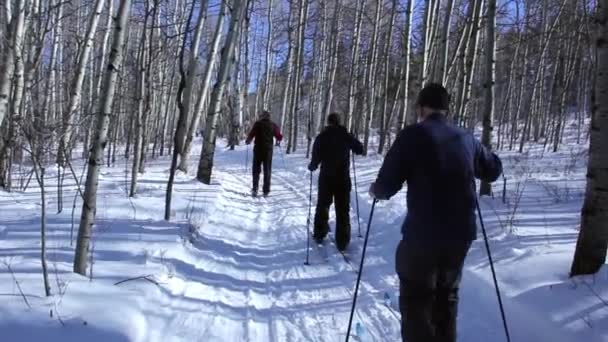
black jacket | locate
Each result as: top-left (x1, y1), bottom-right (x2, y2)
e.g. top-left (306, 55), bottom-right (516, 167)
top-left (374, 113), bottom-right (503, 244)
top-left (309, 125), bottom-right (364, 186)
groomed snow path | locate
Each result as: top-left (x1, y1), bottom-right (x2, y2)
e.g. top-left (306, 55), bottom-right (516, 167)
top-left (1, 137), bottom-right (605, 341)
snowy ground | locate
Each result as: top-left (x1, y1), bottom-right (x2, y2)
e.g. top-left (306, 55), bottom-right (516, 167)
top-left (1, 124), bottom-right (607, 341)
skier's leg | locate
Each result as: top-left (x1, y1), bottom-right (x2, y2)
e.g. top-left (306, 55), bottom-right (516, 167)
top-left (263, 150), bottom-right (273, 195)
top-left (334, 187), bottom-right (351, 251)
top-left (313, 178), bottom-right (332, 241)
top-left (252, 150), bottom-right (262, 194)
top-left (396, 240), bottom-right (438, 342)
top-left (433, 242), bottom-right (471, 342)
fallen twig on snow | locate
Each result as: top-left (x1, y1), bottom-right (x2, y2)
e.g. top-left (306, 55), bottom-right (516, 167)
top-left (114, 275), bottom-right (160, 286)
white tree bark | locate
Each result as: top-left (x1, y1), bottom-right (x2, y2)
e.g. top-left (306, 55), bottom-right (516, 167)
top-left (262, 0), bottom-right (274, 109)
top-left (59, 0), bottom-right (106, 165)
top-left (345, 0), bottom-right (364, 132)
top-left (362, 0), bottom-right (383, 154)
top-left (74, 0), bottom-right (131, 276)
top-left (398, 0), bottom-right (415, 129)
top-left (320, 0), bottom-right (343, 133)
top-left (174, 0), bottom-right (208, 172)
top-left (196, 0), bottom-right (249, 184)
top-left (0, 2), bottom-right (15, 129)
top-left (180, 0), bottom-right (227, 172)
top-left (571, 0), bottom-right (608, 276)
top-left (437, 0), bottom-right (454, 84)
top-left (0, 0), bottom-right (26, 189)
top-left (378, 0), bottom-right (398, 155)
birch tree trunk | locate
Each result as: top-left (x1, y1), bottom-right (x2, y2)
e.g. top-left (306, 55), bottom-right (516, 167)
top-left (0, 2), bottom-right (15, 130)
top-left (74, 0), bottom-right (131, 276)
top-left (58, 0), bottom-right (105, 166)
top-left (130, 13), bottom-right (150, 197)
top-left (345, 0), bottom-right (364, 132)
top-left (287, 0), bottom-right (308, 153)
top-left (181, 0), bottom-right (227, 172)
top-left (280, 6), bottom-right (295, 134)
top-left (175, 0), bottom-right (208, 172)
top-left (320, 0), bottom-right (343, 133)
top-left (480, 0), bottom-right (496, 196)
top-left (570, 0), bottom-right (608, 276)
top-left (196, 0), bottom-right (249, 184)
top-left (437, 0), bottom-right (454, 84)
top-left (420, 0), bottom-right (436, 86)
top-left (0, 0), bottom-right (26, 190)
top-left (362, 0), bottom-right (383, 154)
top-left (262, 0), bottom-right (274, 109)
top-left (456, 0), bottom-right (483, 126)
top-left (378, 0), bottom-right (398, 155)
top-left (398, 0), bottom-right (415, 129)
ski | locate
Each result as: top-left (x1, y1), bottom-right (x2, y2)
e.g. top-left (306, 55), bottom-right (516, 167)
top-left (310, 234), bottom-right (329, 262)
top-left (328, 235), bottom-right (359, 273)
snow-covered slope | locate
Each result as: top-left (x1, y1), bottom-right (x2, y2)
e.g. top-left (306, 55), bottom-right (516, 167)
top-left (0, 131), bottom-right (606, 341)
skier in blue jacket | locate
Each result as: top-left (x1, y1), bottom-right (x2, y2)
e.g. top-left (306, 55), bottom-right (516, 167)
top-left (369, 83), bottom-right (503, 342)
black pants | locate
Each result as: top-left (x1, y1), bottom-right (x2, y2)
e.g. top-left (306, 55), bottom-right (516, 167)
top-left (313, 178), bottom-right (351, 251)
top-left (395, 240), bottom-right (471, 342)
top-left (252, 148), bottom-right (273, 194)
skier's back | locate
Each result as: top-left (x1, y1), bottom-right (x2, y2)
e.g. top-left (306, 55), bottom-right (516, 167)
top-left (308, 113), bottom-right (364, 251)
top-left (370, 83), bottom-right (503, 342)
top-left (246, 111), bottom-right (283, 197)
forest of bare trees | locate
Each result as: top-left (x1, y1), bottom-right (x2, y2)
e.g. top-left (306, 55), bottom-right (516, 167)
top-left (0, 0), bottom-right (605, 280)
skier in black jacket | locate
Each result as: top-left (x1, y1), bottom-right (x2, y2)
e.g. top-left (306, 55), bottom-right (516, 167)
top-left (246, 111), bottom-right (283, 197)
top-left (308, 113), bottom-right (364, 251)
top-left (369, 83), bottom-right (503, 342)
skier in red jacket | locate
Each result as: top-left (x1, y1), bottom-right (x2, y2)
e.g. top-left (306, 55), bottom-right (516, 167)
top-left (246, 111), bottom-right (283, 197)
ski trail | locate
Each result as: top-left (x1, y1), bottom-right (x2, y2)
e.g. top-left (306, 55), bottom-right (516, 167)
top-left (136, 166), bottom-right (378, 341)
top-left (271, 172), bottom-right (401, 340)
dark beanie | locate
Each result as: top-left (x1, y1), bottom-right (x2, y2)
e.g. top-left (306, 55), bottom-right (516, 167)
top-left (416, 83), bottom-right (450, 110)
top-left (328, 113), bottom-right (341, 125)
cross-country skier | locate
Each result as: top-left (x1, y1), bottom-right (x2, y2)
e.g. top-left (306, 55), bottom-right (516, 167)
top-left (246, 111), bottom-right (283, 197)
top-left (369, 83), bottom-right (503, 342)
top-left (308, 113), bottom-right (364, 251)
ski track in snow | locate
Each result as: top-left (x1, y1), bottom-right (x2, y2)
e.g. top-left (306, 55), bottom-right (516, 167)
top-left (1, 128), bottom-right (607, 342)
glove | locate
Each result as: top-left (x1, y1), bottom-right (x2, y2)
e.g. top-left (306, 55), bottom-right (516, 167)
top-left (368, 183), bottom-right (387, 200)
top-left (275, 141), bottom-right (281, 147)
top-left (308, 163), bottom-right (317, 172)
top-left (245, 139), bottom-right (251, 145)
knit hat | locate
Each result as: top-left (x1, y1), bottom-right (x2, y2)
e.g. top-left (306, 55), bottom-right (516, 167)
top-left (416, 83), bottom-right (450, 110)
top-left (327, 113), bottom-right (341, 126)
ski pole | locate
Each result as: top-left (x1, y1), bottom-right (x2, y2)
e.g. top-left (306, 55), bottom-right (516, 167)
top-left (345, 199), bottom-right (378, 342)
top-left (305, 171), bottom-right (313, 266)
top-left (352, 153), bottom-right (362, 238)
top-left (476, 195), bottom-right (511, 342)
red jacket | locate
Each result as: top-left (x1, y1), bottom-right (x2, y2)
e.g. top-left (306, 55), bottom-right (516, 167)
top-left (246, 118), bottom-right (283, 148)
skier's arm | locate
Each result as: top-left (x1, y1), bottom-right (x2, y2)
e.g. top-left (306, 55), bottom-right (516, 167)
top-left (372, 129), bottom-right (414, 199)
top-left (246, 124), bottom-right (257, 144)
top-left (308, 135), bottom-right (322, 171)
top-left (349, 134), bottom-right (364, 156)
top-left (273, 124), bottom-right (283, 142)
top-left (473, 138), bottom-right (503, 183)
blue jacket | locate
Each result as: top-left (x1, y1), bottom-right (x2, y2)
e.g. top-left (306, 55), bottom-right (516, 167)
top-left (374, 114), bottom-right (503, 243)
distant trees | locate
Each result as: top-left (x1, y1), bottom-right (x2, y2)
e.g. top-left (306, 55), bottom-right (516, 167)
top-left (0, 0), bottom-right (603, 278)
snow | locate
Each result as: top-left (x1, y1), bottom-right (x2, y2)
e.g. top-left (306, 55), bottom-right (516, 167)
top-left (1, 125), bottom-right (607, 341)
